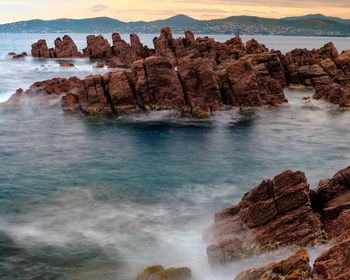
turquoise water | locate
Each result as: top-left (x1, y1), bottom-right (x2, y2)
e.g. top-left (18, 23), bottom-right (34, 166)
top-left (0, 34), bottom-right (350, 280)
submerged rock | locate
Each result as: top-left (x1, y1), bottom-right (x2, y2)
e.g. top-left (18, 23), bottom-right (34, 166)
top-left (135, 265), bottom-right (192, 280)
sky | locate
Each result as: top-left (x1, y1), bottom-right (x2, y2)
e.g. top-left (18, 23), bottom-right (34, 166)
top-left (0, 0), bottom-right (350, 23)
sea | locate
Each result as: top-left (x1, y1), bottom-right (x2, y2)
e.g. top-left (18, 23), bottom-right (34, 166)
top-left (0, 33), bottom-right (349, 280)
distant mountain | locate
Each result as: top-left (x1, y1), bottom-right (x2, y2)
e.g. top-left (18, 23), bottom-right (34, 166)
top-left (0, 14), bottom-right (349, 36)
top-left (283, 14), bottom-right (350, 25)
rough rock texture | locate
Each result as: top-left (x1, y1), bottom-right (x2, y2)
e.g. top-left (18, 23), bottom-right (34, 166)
top-left (311, 166), bottom-right (350, 241)
top-left (131, 56), bottom-right (186, 110)
top-left (13, 28), bottom-right (350, 113)
top-left (206, 170), bottom-right (321, 263)
top-left (215, 57), bottom-right (286, 107)
top-left (312, 240), bottom-right (350, 280)
top-left (178, 57), bottom-right (222, 112)
top-left (235, 248), bottom-right (311, 280)
top-left (103, 71), bottom-right (137, 112)
top-left (83, 35), bottom-right (112, 59)
top-left (53, 35), bottom-right (81, 58)
top-left (135, 265), bottom-right (192, 280)
top-left (31, 39), bottom-right (50, 58)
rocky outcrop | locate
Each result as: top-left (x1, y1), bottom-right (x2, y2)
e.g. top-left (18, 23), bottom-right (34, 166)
top-left (131, 56), bottom-right (186, 110)
top-left (107, 33), bottom-right (153, 68)
top-left (311, 166), bottom-right (350, 241)
top-left (15, 27), bottom-right (350, 112)
top-left (53, 35), bottom-right (81, 58)
top-left (135, 265), bottom-right (192, 280)
top-left (235, 248), bottom-right (311, 280)
top-left (312, 240), bottom-right (350, 280)
top-left (178, 57), bottom-right (222, 112)
top-left (215, 57), bottom-right (286, 107)
top-left (206, 170), bottom-right (321, 263)
top-left (206, 164), bottom-right (350, 279)
top-left (83, 35), bottom-right (112, 60)
top-left (31, 39), bottom-right (50, 58)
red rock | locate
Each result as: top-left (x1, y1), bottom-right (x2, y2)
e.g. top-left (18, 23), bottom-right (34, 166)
top-left (31, 39), bottom-right (50, 58)
top-left (111, 33), bottom-right (133, 67)
top-left (311, 166), bottom-right (350, 241)
top-left (53, 35), bottom-right (80, 58)
top-left (77, 74), bottom-right (112, 114)
top-left (83, 35), bottom-right (112, 59)
top-left (131, 56), bottom-right (185, 110)
top-left (235, 248), bottom-right (311, 280)
top-left (178, 57), bottom-right (222, 112)
top-left (246, 39), bottom-right (269, 54)
top-left (154, 27), bottom-right (176, 60)
top-left (215, 57), bottom-right (286, 107)
top-left (312, 239), bottom-right (350, 280)
top-left (206, 170), bottom-right (320, 263)
top-left (61, 93), bottom-right (81, 114)
top-left (103, 71), bottom-right (137, 113)
top-left (135, 265), bottom-right (192, 280)
top-left (9, 52), bottom-right (28, 59)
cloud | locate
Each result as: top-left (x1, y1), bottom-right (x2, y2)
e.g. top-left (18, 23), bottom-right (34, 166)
top-left (90, 4), bottom-right (110, 13)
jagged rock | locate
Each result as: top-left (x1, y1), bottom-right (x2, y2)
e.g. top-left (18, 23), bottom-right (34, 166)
top-left (131, 56), bottom-right (186, 110)
top-left (53, 35), bottom-right (80, 58)
top-left (178, 57), bottom-right (222, 112)
top-left (154, 27), bottom-right (176, 60)
top-left (215, 57), bottom-right (286, 107)
top-left (206, 170), bottom-right (321, 263)
top-left (103, 71), bottom-right (137, 113)
top-left (135, 265), bottom-right (192, 280)
top-left (246, 39), bottom-right (269, 54)
top-left (83, 35), bottom-right (112, 59)
top-left (31, 39), bottom-right (50, 58)
top-left (311, 166), bottom-right (350, 241)
top-left (235, 248), bottom-right (311, 280)
top-left (77, 74), bottom-right (113, 115)
top-left (312, 240), bottom-right (350, 280)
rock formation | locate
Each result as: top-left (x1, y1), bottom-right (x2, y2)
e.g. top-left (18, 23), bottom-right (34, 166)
top-left (53, 35), bottom-right (81, 58)
top-left (31, 39), bottom-right (50, 58)
top-left (135, 265), bottom-right (192, 280)
top-left (10, 26), bottom-right (350, 114)
top-left (235, 248), bottom-right (311, 280)
top-left (205, 164), bottom-right (350, 280)
top-left (206, 170), bottom-right (321, 263)
top-left (312, 240), bottom-right (350, 280)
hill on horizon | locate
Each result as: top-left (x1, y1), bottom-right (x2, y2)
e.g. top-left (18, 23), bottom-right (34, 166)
top-left (0, 14), bottom-right (349, 36)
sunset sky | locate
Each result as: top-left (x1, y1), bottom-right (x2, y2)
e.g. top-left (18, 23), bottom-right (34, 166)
top-left (1, 0), bottom-right (350, 23)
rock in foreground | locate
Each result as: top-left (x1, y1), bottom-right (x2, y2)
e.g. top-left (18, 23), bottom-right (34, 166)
top-left (312, 239), bottom-right (350, 280)
top-left (207, 170), bottom-right (321, 263)
top-left (235, 248), bottom-right (311, 280)
top-left (135, 265), bottom-right (192, 280)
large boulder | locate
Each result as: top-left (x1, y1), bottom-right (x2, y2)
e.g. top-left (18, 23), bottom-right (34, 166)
top-left (206, 170), bottom-right (321, 263)
top-left (53, 35), bottom-right (80, 58)
top-left (31, 39), bottom-right (50, 58)
top-left (83, 35), bottom-right (112, 59)
top-left (312, 240), bottom-right (350, 280)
